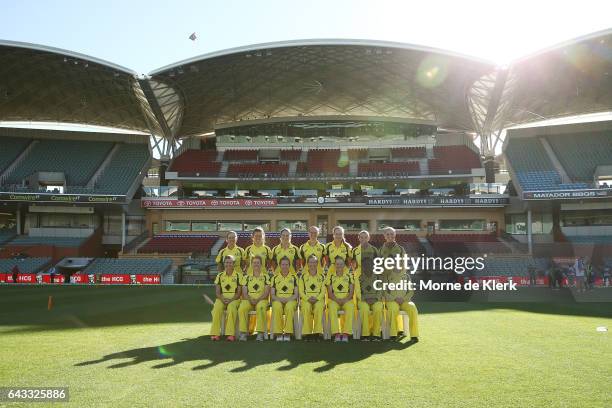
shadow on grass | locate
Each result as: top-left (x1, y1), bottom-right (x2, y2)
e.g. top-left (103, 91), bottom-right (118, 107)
top-left (1, 286), bottom-right (611, 334)
top-left (74, 336), bottom-right (417, 372)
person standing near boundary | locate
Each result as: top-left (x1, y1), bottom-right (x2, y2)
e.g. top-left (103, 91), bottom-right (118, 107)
top-left (216, 231), bottom-right (246, 274)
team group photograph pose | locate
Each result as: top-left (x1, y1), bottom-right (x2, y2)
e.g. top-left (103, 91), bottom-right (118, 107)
top-left (208, 226), bottom-right (420, 343)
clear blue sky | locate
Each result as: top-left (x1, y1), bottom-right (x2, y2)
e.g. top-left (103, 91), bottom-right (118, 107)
top-left (2, 0), bottom-right (611, 74)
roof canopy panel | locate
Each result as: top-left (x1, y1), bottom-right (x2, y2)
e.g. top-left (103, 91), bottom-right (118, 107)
top-left (0, 40), bottom-right (160, 134)
top-left (504, 30), bottom-right (612, 127)
top-left (148, 40), bottom-right (496, 137)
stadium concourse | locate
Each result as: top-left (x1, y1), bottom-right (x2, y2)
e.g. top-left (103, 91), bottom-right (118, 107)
top-left (0, 34), bottom-right (611, 288)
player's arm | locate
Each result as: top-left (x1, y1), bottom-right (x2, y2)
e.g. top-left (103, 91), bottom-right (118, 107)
top-left (215, 250), bottom-right (224, 272)
top-left (326, 280), bottom-right (338, 304)
top-left (316, 278), bottom-right (325, 302)
top-left (231, 282), bottom-right (242, 302)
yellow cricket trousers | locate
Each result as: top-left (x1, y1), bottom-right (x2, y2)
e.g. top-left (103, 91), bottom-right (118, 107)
top-left (386, 301), bottom-right (419, 338)
top-left (301, 300), bottom-right (325, 335)
top-left (238, 299), bottom-right (268, 334)
top-left (210, 298), bottom-right (240, 336)
top-left (358, 300), bottom-right (383, 337)
top-left (328, 299), bottom-right (354, 335)
top-left (271, 299), bottom-right (298, 334)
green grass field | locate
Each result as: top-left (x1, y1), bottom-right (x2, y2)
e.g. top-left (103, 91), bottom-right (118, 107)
top-left (1, 285), bottom-right (610, 408)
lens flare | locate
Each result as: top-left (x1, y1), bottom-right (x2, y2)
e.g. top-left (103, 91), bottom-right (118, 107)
top-left (416, 55), bottom-right (449, 88)
top-left (157, 345), bottom-right (175, 358)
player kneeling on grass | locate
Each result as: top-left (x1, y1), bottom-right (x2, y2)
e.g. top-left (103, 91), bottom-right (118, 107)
top-left (238, 255), bottom-right (270, 342)
top-left (326, 257), bottom-right (355, 342)
top-left (358, 257), bottom-right (383, 341)
top-left (271, 257), bottom-right (298, 341)
top-left (299, 254), bottom-right (325, 341)
top-left (210, 255), bottom-right (242, 342)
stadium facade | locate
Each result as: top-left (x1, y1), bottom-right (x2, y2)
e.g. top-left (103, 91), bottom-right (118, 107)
top-left (0, 31), bottom-right (611, 284)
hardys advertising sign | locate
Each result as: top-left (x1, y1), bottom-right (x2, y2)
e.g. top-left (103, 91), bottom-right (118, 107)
top-left (366, 196), bottom-right (508, 207)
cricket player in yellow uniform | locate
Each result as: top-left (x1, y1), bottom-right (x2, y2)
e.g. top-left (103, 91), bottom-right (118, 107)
top-left (299, 226), bottom-right (326, 275)
top-left (324, 226), bottom-right (353, 275)
top-left (215, 231), bottom-right (246, 274)
top-left (210, 255), bottom-right (242, 341)
top-left (326, 257), bottom-right (355, 342)
top-left (352, 230), bottom-right (379, 296)
top-left (271, 228), bottom-right (301, 275)
top-left (357, 256), bottom-right (383, 341)
top-left (299, 254), bottom-right (326, 340)
top-left (244, 227), bottom-right (272, 273)
top-left (237, 255), bottom-right (270, 341)
top-left (381, 227), bottom-right (419, 342)
top-left (271, 257), bottom-right (299, 341)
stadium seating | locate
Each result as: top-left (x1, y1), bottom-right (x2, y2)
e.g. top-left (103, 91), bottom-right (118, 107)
top-left (0, 230), bottom-right (17, 245)
top-left (5, 139), bottom-right (113, 186)
top-left (296, 149), bottom-right (349, 176)
top-left (545, 131), bottom-right (612, 182)
top-left (224, 150), bottom-right (258, 161)
top-left (428, 146), bottom-right (481, 175)
top-left (84, 258), bottom-right (172, 275)
top-left (6, 235), bottom-right (87, 247)
top-left (475, 256), bottom-right (549, 277)
top-left (348, 149), bottom-right (368, 160)
top-left (138, 234), bottom-right (219, 254)
top-left (169, 150), bottom-right (220, 175)
top-left (391, 147), bottom-right (426, 159)
top-left (566, 235), bottom-right (612, 244)
top-left (227, 163), bottom-right (288, 178)
top-left (429, 234), bottom-right (505, 255)
top-left (0, 137), bottom-right (31, 174)
top-left (0, 257), bottom-right (52, 273)
top-left (95, 143), bottom-right (150, 194)
top-left (503, 137), bottom-right (589, 191)
top-left (280, 150), bottom-right (302, 161)
top-left (358, 162), bottom-right (420, 177)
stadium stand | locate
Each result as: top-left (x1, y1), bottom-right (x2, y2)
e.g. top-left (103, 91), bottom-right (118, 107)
top-left (168, 149), bottom-right (220, 176)
top-left (94, 143), bottom-right (150, 194)
top-left (0, 257), bottom-right (52, 273)
top-left (0, 230), bottom-right (17, 245)
top-left (545, 131), bottom-right (612, 182)
top-left (358, 162), bottom-right (420, 177)
top-left (391, 147), bottom-right (426, 159)
top-left (84, 258), bottom-right (172, 275)
top-left (138, 234), bottom-right (219, 255)
top-left (504, 137), bottom-right (590, 190)
top-left (227, 163), bottom-right (289, 178)
top-left (348, 149), bottom-right (368, 160)
top-left (280, 149), bottom-right (302, 161)
top-left (4, 139), bottom-right (113, 187)
top-left (429, 233), bottom-right (507, 255)
top-left (428, 146), bottom-right (481, 175)
top-left (6, 236), bottom-right (87, 247)
top-left (476, 256), bottom-right (549, 277)
top-left (0, 137), bottom-right (31, 174)
top-left (224, 150), bottom-right (258, 161)
top-left (566, 235), bottom-right (612, 244)
top-left (296, 149), bottom-right (349, 176)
